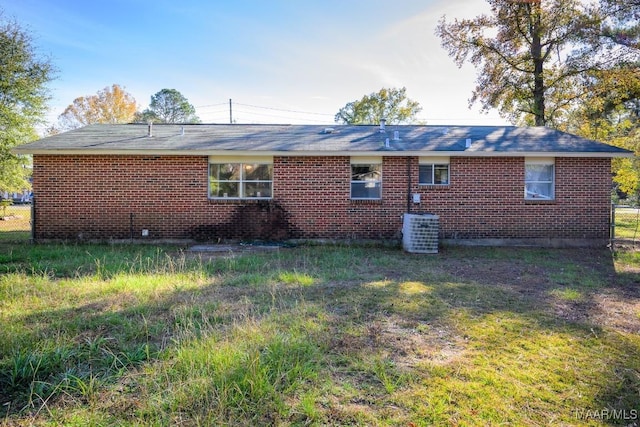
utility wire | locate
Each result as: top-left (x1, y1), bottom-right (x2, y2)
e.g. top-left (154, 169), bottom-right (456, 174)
top-left (231, 107), bottom-right (334, 123)
top-left (194, 102), bottom-right (229, 109)
top-left (197, 110), bottom-right (334, 124)
top-left (194, 100), bottom-right (505, 125)
top-left (233, 102), bottom-right (334, 117)
top-left (198, 108), bottom-right (230, 115)
top-left (194, 100), bottom-right (336, 124)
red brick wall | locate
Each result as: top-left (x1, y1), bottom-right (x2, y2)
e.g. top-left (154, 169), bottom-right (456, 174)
top-left (33, 156), bottom-right (214, 240)
top-left (31, 155), bottom-right (612, 241)
top-left (413, 157), bottom-right (612, 239)
top-left (274, 156), bottom-right (407, 239)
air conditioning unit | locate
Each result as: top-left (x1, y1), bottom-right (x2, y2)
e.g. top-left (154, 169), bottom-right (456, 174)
top-left (402, 213), bottom-right (439, 254)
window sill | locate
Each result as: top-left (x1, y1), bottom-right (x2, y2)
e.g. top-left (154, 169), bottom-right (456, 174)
top-left (209, 198), bottom-right (273, 203)
top-left (524, 198), bottom-right (556, 204)
top-left (418, 184), bottom-right (450, 188)
top-left (350, 199), bottom-right (382, 204)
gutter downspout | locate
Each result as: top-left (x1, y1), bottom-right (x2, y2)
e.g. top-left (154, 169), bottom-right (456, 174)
top-left (407, 157), bottom-right (412, 213)
top-left (31, 197), bottom-right (35, 242)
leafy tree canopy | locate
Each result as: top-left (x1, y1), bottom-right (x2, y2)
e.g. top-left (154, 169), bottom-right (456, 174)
top-left (560, 0), bottom-right (640, 198)
top-left (334, 87), bottom-right (422, 125)
top-left (0, 10), bottom-right (54, 193)
top-left (138, 88), bottom-right (199, 124)
top-left (57, 84), bottom-right (138, 130)
top-left (598, 0), bottom-right (640, 51)
top-left (437, 0), bottom-right (640, 199)
top-left (436, 0), bottom-right (601, 126)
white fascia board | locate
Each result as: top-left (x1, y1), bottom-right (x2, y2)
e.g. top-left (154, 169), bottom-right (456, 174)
top-left (15, 149), bottom-right (634, 158)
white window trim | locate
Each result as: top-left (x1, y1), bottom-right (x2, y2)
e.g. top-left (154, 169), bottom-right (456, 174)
top-left (209, 155), bottom-right (273, 164)
top-left (350, 156), bottom-right (382, 165)
top-left (419, 156), bottom-right (450, 165)
top-left (419, 156), bottom-right (450, 186)
top-left (524, 157), bottom-right (555, 200)
top-left (350, 157), bottom-right (382, 200)
top-left (209, 156), bottom-right (273, 200)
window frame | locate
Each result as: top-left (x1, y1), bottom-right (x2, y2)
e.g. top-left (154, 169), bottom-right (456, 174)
top-left (208, 156), bottom-right (273, 200)
top-left (524, 158), bottom-right (555, 200)
top-left (419, 157), bottom-right (450, 186)
top-left (350, 157), bottom-right (382, 200)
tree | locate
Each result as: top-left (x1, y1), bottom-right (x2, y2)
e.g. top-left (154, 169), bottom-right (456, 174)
top-left (0, 11), bottom-right (54, 193)
top-left (598, 0), bottom-right (640, 51)
top-left (436, 0), bottom-right (600, 127)
top-left (565, 68), bottom-right (640, 199)
top-left (57, 84), bottom-right (138, 130)
top-left (560, 0), bottom-right (640, 199)
top-left (334, 87), bottom-right (422, 125)
top-left (139, 88), bottom-right (199, 124)
top-left (596, 0), bottom-right (640, 199)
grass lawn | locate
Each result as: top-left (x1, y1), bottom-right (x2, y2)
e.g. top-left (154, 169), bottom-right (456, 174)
top-left (0, 205), bottom-right (31, 242)
top-left (0, 243), bottom-right (639, 426)
top-left (615, 207), bottom-right (640, 240)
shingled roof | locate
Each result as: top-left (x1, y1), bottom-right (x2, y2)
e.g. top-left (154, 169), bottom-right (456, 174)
top-left (14, 123), bottom-right (633, 157)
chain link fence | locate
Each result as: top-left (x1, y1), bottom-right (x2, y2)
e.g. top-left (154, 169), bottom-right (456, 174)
top-left (0, 200), bottom-right (32, 242)
top-left (612, 204), bottom-right (640, 246)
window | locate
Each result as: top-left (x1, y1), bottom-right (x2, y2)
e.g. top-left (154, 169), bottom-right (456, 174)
top-left (209, 157), bottom-right (273, 199)
top-left (525, 158), bottom-right (554, 200)
top-left (351, 157), bottom-right (381, 199)
top-left (419, 157), bottom-right (449, 185)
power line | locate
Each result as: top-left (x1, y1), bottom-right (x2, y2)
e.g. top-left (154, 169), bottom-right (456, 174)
top-left (231, 107), bottom-right (334, 124)
top-left (195, 99), bottom-right (334, 116)
top-left (425, 117), bottom-right (510, 124)
top-left (194, 100), bottom-right (507, 125)
top-left (197, 110), bottom-right (334, 124)
top-left (194, 99), bottom-right (336, 124)
top-left (194, 102), bottom-right (228, 109)
top-left (198, 108), bottom-right (229, 115)
top-left (233, 102), bottom-right (334, 117)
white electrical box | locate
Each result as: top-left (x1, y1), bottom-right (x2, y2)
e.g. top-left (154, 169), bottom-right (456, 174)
top-left (141, 229), bottom-right (149, 237)
top-left (412, 193), bottom-right (421, 204)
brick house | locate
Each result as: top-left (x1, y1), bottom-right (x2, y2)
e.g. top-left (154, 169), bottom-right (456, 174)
top-left (15, 123), bottom-right (632, 246)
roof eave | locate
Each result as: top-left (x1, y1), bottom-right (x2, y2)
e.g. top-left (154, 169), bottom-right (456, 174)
top-left (14, 148), bottom-right (633, 158)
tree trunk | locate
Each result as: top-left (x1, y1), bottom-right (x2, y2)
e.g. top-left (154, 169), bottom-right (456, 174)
top-left (530, 6), bottom-right (546, 126)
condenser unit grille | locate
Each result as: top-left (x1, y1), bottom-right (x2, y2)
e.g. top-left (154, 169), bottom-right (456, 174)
top-left (402, 213), bottom-right (439, 254)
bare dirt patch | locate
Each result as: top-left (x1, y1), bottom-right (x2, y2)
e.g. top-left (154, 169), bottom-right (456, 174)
top-left (437, 247), bottom-right (640, 333)
top-left (590, 291), bottom-right (640, 333)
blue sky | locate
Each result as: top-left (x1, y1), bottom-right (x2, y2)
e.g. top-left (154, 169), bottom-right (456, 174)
top-left (3, 0), bottom-right (508, 129)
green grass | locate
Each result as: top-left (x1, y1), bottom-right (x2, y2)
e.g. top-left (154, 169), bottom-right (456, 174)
top-left (1, 243), bottom-right (639, 425)
top-left (0, 205), bottom-right (31, 242)
top-left (615, 207), bottom-right (640, 239)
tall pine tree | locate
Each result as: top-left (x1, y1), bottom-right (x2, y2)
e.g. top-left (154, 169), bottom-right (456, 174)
top-left (436, 0), bottom-right (596, 126)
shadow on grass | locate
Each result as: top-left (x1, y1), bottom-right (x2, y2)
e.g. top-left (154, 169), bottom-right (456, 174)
top-left (0, 231), bottom-right (30, 242)
top-left (0, 243), bottom-right (639, 424)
